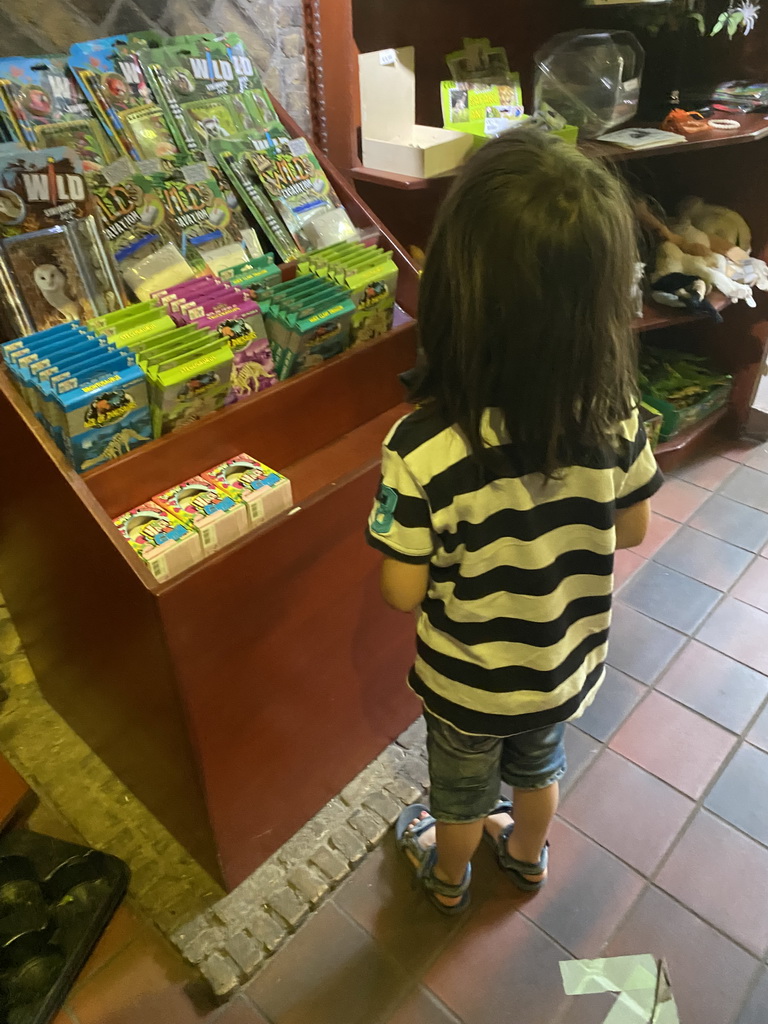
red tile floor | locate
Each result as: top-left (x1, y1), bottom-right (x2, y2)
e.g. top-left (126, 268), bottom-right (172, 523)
top-left (52, 437), bottom-right (768, 1024)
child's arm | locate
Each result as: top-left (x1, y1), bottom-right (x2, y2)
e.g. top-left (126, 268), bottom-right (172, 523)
top-left (614, 410), bottom-right (663, 547)
top-left (615, 498), bottom-right (650, 549)
top-left (365, 423), bottom-right (436, 612)
top-left (380, 557), bottom-right (429, 613)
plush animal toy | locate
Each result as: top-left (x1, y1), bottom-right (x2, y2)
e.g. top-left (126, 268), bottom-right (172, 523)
top-left (678, 197), bottom-right (752, 253)
top-left (652, 240), bottom-right (754, 308)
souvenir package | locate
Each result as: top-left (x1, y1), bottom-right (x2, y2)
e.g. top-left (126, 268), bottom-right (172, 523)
top-left (98, 305), bottom-right (176, 347)
top-left (90, 163), bottom-right (173, 257)
top-left (156, 170), bottom-right (247, 271)
top-left (141, 332), bottom-right (232, 434)
top-left (197, 306), bottom-right (275, 401)
top-left (138, 34), bottom-right (279, 159)
top-left (115, 238), bottom-right (195, 300)
top-left (155, 475), bottom-right (248, 553)
top-left (3, 321), bottom-right (94, 408)
top-left (260, 276), bottom-right (355, 378)
top-left (44, 352), bottom-right (133, 448)
top-left (441, 79), bottom-right (523, 127)
top-left (209, 134), bottom-right (301, 261)
top-left (114, 501), bottom-right (203, 581)
top-left (203, 453), bottom-right (292, 527)
top-left (0, 56), bottom-right (117, 171)
top-left (207, 160), bottom-right (259, 255)
top-left (1, 225), bottom-right (99, 330)
top-left (298, 241), bottom-right (398, 344)
top-left (0, 248), bottom-right (34, 336)
top-left (55, 359), bottom-right (151, 471)
top-left (0, 145), bottom-right (123, 319)
top-left (246, 134), bottom-right (356, 251)
top-left (68, 33), bottom-right (178, 162)
top-left (156, 277), bottom-right (276, 402)
top-left (4, 315), bottom-right (152, 470)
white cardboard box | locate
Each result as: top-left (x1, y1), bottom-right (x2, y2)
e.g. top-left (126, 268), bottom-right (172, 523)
top-left (358, 46), bottom-right (474, 178)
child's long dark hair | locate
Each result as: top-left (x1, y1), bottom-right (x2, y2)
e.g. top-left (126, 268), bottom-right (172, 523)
top-left (413, 128), bottom-right (639, 478)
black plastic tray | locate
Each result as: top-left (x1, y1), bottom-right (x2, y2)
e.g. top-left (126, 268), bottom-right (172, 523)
top-left (0, 830), bottom-right (129, 1024)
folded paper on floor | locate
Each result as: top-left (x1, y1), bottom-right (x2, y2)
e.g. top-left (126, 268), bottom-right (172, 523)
top-left (560, 955), bottom-right (680, 1024)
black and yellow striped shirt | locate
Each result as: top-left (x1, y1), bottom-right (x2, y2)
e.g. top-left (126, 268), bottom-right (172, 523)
top-left (367, 406), bottom-right (663, 737)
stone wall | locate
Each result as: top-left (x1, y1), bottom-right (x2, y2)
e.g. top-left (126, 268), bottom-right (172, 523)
top-left (0, 0), bottom-right (310, 129)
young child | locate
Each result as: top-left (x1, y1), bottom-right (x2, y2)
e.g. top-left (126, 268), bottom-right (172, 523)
top-left (366, 128), bottom-right (662, 914)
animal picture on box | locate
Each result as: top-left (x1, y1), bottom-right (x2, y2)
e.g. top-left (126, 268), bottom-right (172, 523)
top-left (2, 227), bottom-right (93, 330)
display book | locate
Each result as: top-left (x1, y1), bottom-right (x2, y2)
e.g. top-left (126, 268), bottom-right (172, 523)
top-left (114, 454), bottom-right (293, 581)
top-left (0, 30), bottom-right (401, 472)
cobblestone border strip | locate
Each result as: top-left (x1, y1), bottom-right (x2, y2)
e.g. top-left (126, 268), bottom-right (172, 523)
top-left (171, 718), bottom-right (429, 997)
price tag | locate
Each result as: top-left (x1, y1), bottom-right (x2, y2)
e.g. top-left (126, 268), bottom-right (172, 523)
top-left (181, 162), bottom-right (210, 183)
top-left (286, 137), bottom-right (310, 157)
top-left (137, 158), bottom-right (163, 175)
top-left (102, 157), bottom-right (134, 186)
top-left (379, 48), bottom-right (397, 66)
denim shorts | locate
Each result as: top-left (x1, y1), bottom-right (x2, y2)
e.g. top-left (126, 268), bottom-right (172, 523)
top-left (425, 712), bottom-right (567, 824)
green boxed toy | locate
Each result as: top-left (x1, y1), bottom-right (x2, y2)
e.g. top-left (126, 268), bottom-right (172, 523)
top-left (298, 241), bottom-right (399, 345)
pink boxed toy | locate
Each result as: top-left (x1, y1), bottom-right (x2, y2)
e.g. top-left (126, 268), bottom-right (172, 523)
top-left (154, 475), bottom-right (248, 554)
top-left (202, 454), bottom-right (293, 527)
top-left (113, 501), bottom-right (203, 581)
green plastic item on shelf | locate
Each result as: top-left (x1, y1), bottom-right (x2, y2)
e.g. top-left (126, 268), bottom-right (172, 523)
top-left (641, 383), bottom-right (732, 441)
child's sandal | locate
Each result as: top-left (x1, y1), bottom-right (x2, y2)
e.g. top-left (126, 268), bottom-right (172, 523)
top-left (483, 799), bottom-right (549, 894)
top-left (395, 804), bottom-right (471, 916)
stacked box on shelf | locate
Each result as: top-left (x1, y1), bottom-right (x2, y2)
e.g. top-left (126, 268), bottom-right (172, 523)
top-left (258, 275), bottom-right (355, 379)
top-left (114, 454), bottom-right (293, 580)
top-left (296, 240), bottom-right (399, 344)
top-left (1, 322), bottom-right (152, 471)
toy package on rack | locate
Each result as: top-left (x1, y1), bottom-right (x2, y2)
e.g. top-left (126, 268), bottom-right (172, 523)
top-left (139, 34), bottom-right (279, 159)
top-left (209, 133), bottom-right (303, 261)
top-left (260, 275), bottom-right (356, 378)
top-left (0, 56), bottom-right (117, 171)
top-left (203, 453), bottom-right (292, 527)
top-left (156, 168), bottom-right (248, 272)
top-left (56, 360), bottom-right (152, 471)
top-left (68, 33), bottom-right (178, 162)
top-left (1, 225), bottom-right (99, 330)
top-left (89, 160), bottom-right (196, 299)
top-left (155, 475), bottom-right (248, 553)
top-left (0, 145), bottom-right (124, 317)
top-left (298, 241), bottom-right (399, 345)
top-left (245, 133), bottom-right (356, 251)
top-left (114, 501), bottom-right (203, 581)
top-left (157, 276), bottom-right (276, 401)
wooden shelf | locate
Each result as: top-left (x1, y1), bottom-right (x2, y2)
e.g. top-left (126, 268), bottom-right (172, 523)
top-left (637, 291), bottom-right (730, 332)
top-left (583, 113), bottom-right (768, 163)
top-left (0, 96), bottom-right (424, 890)
top-left (654, 404), bottom-right (731, 471)
top-left (348, 162), bottom-right (451, 191)
top-left (346, 114), bottom-right (768, 191)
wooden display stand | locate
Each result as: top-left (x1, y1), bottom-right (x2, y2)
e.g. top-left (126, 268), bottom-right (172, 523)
top-left (0, 102), bottom-right (421, 889)
top-left (303, 0), bottom-right (768, 463)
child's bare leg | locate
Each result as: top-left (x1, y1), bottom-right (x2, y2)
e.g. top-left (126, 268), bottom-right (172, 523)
top-left (435, 820), bottom-right (485, 884)
top-left (403, 813), bottom-right (484, 906)
top-left (485, 782), bottom-right (558, 880)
